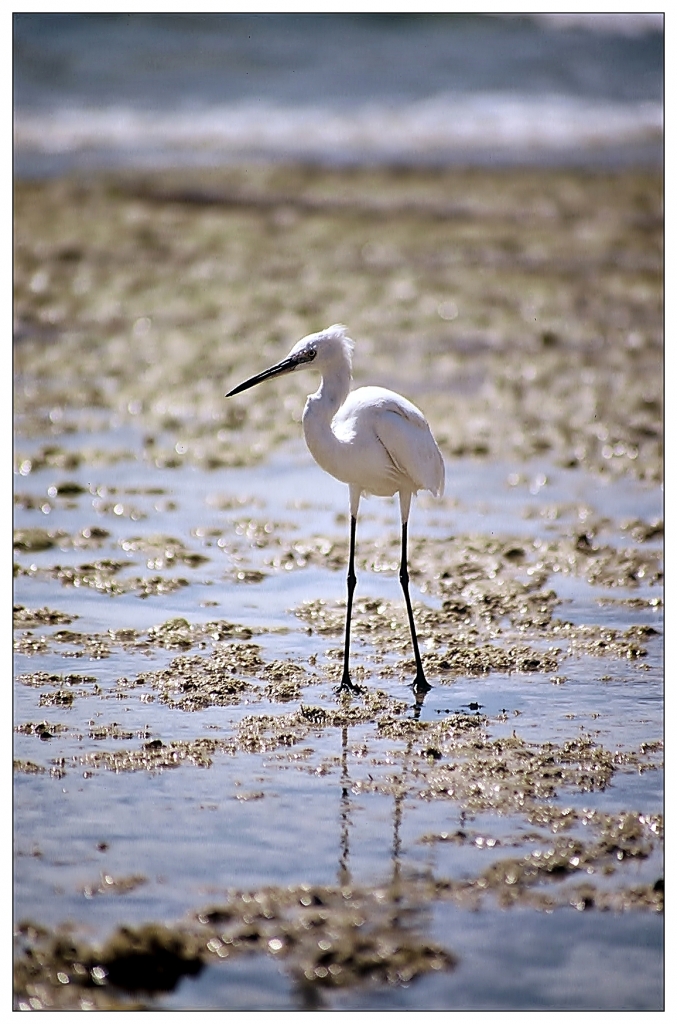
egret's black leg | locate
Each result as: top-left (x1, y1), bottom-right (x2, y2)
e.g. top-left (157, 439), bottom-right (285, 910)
top-left (337, 516), bottom-right (360, 693)
top-left (399, 521), bottom-right (431, 694)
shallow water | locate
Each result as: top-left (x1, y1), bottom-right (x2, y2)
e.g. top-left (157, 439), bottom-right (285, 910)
top-left (13, 435), bottom-right (663, 1010)
top-left (167, 909), bottom-right (663, 1012)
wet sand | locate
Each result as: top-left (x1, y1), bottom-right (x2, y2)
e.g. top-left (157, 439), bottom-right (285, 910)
top-left (14, 164), bottom-right (663, 1010)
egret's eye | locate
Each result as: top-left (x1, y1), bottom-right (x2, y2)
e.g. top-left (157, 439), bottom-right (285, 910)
top-left (303, 347), bottom-right (317, 363)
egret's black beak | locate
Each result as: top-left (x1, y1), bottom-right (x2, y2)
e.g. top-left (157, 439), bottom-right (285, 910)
top-left (226, 356), bottom-right (298, 398)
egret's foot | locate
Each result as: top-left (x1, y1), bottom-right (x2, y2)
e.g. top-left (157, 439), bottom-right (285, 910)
top-left (412, 673), bottom-right (432, 695)
top-left (335, 674), bottom-right (363, 697)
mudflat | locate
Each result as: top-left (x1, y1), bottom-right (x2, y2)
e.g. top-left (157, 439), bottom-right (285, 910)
top-left (14, 165), bottom-right (663, 1010)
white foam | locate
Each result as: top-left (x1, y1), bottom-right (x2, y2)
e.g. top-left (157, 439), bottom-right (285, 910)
top-left (528, 13), bottom-right (663, 37)
top-left (14, 93), bottom-right (663, 166)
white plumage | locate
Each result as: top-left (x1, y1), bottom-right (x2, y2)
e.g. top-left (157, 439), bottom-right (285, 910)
top-left (227, 324), bottom-right (445, 695)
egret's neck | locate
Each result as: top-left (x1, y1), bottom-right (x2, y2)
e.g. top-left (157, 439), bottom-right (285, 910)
top-left (307, 362), bottom-right (351, 422)
top-left (302, 363), bottom-right (352, 471)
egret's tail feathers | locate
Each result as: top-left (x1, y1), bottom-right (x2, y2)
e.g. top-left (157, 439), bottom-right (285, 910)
top-left (431, 453), bottom-right (445, 498)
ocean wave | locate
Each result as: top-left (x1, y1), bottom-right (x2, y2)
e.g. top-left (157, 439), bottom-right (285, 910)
top-left (13, 94), bottom-right (663, 167)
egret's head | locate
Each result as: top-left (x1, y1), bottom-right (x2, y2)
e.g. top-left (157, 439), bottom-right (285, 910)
top-left (288, 324), bottom-right (353, 371)
top-left (226, 324), bottom-right (353, 397)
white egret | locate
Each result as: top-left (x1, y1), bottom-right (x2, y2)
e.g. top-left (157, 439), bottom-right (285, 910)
top-left (226, 324), bottom-right (445, 694)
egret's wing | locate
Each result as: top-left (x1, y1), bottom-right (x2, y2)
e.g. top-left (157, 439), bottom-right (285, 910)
top-left (370, 394), bottom-right (445, 498)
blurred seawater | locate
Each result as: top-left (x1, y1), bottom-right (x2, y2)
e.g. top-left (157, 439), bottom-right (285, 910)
top-left (13, 13), bottom-right (663, 175)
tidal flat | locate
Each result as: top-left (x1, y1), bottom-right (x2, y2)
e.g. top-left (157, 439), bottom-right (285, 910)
top-left (14, 164), bottom-right (663, 1010)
